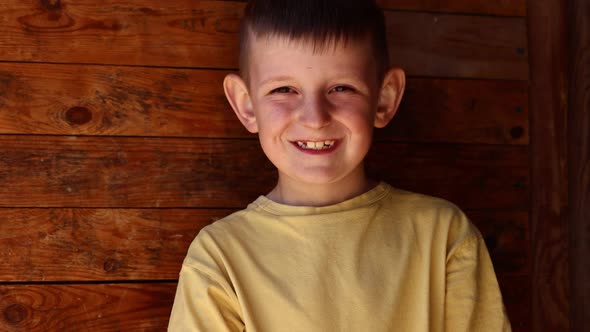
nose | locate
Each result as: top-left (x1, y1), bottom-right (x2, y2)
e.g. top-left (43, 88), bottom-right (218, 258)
top-left (298, 94), bottom-right (331, 129)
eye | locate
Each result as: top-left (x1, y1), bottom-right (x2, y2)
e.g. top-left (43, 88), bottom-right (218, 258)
top-left (270, 86), bottom-right (295, 94)
top-left (330, 85), bottom-right (355, 93)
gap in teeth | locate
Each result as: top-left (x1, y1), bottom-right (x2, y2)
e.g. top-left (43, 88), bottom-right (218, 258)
top-left (296, 140), bottom-right (335, 150)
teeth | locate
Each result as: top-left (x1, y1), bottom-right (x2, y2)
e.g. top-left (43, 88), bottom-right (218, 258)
top-left (296, 140), bottom-right (335, 150)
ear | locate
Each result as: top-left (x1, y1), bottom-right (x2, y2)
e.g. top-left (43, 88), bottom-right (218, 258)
top-left (374, 67), bottom-right (406, 128)
top-left (223, 73), bottom-right (258, 133)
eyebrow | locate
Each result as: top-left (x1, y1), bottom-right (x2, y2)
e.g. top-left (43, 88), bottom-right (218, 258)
top-left (259, 76), bottom-right (294, 87)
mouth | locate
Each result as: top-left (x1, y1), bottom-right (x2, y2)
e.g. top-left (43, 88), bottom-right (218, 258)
top-left (293, 140), bottom-right (337, 151)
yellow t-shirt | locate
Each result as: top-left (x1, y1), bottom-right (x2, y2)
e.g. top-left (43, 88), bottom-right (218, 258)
top-left (168, 182), bottom-right (511, 331)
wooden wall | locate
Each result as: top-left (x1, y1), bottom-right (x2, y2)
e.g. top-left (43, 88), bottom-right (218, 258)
top-left (0, 0), bottom-right (557, 330)
top-left (567, 0), bottom-right (590, 330)
top-left (526, 0), bottom-right (570, 331)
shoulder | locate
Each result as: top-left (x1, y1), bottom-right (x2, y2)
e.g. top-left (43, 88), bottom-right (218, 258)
top-left (181, 208), bottom-right (252, 268)
top-left (200, 209), bottom-right (252, 236)
top-left (381, 184), bottom-right (466, 222)
top-left (380, 183), bottom-right (481, 252)
top-left (187, 208), bottom-right (253, 251)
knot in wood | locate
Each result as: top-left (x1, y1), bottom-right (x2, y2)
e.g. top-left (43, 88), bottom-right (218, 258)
top-left (4, 304), bottom-right (27, 324)
top-left (41, 0), bottom-right (62, 10)
top-left (65, 106), bottom-right (92, 126)
top-left (510, 126), bottom-right (524, 139)
top-left (103, 258), bottom-right (121, 273)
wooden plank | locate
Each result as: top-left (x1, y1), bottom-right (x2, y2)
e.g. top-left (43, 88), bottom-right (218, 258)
top-left (0, 1), bottom-right (528, 79)
top-left (381, 78), bottom-right (529, 145)
top-left (386, 12), bottom-right (528, 80)
top-left (0, 209), bottom-right (227, 281)
top-left (0, 136), bottom-right (528, 209)
top-left (377, 0), bottom-right (526, 17)
top-left (567, 0), bottom-right (590, 329)
top-left (0, 283), bottom-right (175, 331)
top-left (527, 0), bottom-right (571, 330)
top-left (0, 136), bottom-right (276, 208)
top-left (0, 0), bottom-right (243, 68)
top-left (0, 208), bottom-right (527, 282)
top-left (0, 63), bottom-right (529, 144)
top-left (366, 142), bottom-right (529, 210)
top-left (0, 64), bottom-right (247, 138)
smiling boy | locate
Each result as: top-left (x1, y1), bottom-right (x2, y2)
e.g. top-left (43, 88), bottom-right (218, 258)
top-left (168, 0), bottom-right (511, 331)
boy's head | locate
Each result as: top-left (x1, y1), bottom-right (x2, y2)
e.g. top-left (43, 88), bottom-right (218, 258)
top-left (239, 0), bottom-right (390, 82)
top-left (224, 0), bottom-right (405, 205)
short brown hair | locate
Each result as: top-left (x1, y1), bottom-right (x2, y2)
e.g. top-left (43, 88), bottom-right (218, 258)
top-left (239, 0), bottom-right (389, 80)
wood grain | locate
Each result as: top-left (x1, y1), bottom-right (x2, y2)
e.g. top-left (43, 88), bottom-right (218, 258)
top-left (0, 1), bottom-right (528, 79)
top-left (386, 12), bottom-right (528, 80)
top-left (567, 0), bottom-right (590, 329)
top-left (527, 0), bottom-right (570, 330)
top-left (0, 136), bottom-right (276, 208)
top-left (0, 0), bottom-right (243, 68)
top-left (382, 78), bottom-right (529, 144)
top-left (366, 142), bottom-right (529, 210)
top-left (0, 283), bottom-right (175, 331)
top-left (0, 136), bottom-right (528, 209)
top-left (0, 64), bottom-right (246, 138)
top-left (0, 208), bottom-right (230, 281)
top-left (0, 63), bottom-right (529, 144)
top-left (377, 0), bottom-right (526, 17)
top-left (0, 208), bottom-right (527, 282)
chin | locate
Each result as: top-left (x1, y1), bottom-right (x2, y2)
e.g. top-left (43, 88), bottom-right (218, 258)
top-left (291, 170), bottom-right (349, 186)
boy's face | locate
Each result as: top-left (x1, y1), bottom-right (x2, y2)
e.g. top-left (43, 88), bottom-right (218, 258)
top-left (225, 35), bottom-right (404, 197)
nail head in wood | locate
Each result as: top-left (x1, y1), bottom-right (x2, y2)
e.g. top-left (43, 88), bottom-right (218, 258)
top-left (103, 258), bottom-right (121, 273)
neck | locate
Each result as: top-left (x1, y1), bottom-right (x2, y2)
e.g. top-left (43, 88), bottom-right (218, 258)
top-left (267, 168), bottom-right (377, 207)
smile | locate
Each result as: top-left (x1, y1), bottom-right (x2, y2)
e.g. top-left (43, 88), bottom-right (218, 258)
top-left (295, 140), bottom-right (336, 150)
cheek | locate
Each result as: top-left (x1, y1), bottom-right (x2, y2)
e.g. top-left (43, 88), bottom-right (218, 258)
top-left (258, 102), bottom-right (295, 127)
top-left (331, 94), bottom-right (372, 110)
top-left (255, 109), bottom-right (290, 145)
top-left (335, 103), bottom-right (375, 129)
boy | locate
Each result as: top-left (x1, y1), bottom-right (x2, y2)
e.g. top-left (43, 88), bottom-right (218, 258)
top-left (168, 0), bottom-right (511, 331)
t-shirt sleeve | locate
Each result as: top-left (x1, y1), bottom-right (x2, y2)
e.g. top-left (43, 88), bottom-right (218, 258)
top-left (444, 230), bottom-right (512, 332)
top-left (168, 263), bottom-right (244, 332)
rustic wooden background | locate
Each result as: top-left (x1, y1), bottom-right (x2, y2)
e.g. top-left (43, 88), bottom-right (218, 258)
top-left (0, 0), bottom-right (577, 331)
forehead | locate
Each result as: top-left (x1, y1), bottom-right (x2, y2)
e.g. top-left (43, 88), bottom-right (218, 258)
top-left (246, 34), bottom-right (376, 82)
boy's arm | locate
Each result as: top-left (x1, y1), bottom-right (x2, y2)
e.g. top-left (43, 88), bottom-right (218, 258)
top-left (168, 264), bottom-right (244, 332)
top-left (444, 231), bottom-right (512, 332)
